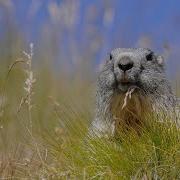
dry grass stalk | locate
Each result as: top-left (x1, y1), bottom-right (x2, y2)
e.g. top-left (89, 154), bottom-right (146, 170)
top-left (18, 43), bottom-right (36, 132)
top-left (122, 87), bottom-right (136, 109)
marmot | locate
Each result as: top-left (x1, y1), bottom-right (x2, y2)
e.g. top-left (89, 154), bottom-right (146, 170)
top-left (91, 48), bottom-right (179, 136)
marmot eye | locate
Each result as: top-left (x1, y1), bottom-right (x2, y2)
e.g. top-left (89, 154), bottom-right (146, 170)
top-left (146, 52), bottom-right (153, 61)
top-left (109, 53), bottom-right (113, 60)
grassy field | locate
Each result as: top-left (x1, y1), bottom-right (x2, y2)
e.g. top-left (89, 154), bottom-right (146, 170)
top-left (0, 47), bottom-right (179, 179)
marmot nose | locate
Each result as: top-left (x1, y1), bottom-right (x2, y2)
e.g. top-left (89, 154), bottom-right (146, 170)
top-left (118, 57), bottom-right (134, 71)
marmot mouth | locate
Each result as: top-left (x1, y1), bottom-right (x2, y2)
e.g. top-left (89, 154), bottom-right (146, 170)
top-left (117, 81), bottom-right (139, 92)
top-left (120, 82), bottom-right (133, 86)
top-left (119, 79), bottom-right (137, 86)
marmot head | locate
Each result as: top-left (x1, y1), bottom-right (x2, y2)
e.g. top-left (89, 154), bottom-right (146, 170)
top-left (94, 48), bottom-right (176, 135)
top-left (104, 48), bottom-right (166, 93)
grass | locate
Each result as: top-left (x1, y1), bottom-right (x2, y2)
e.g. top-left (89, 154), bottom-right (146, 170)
top-left (0, 48), bottom-right (179, 179)
top-left (48, 116), bottom-right (180, 179)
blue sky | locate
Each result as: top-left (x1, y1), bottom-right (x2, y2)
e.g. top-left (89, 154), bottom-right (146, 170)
top-left (12, 0), bottom-right (180, 43)
top-left (0, 0), bottom-right (179, 76)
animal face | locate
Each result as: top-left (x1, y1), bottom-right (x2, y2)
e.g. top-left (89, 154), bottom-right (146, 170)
top-left (106, 48), bottom-right (165, 93)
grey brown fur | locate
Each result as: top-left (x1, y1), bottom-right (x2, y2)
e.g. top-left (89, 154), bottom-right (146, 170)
top-left (91, 48), bottom-right (179, 136)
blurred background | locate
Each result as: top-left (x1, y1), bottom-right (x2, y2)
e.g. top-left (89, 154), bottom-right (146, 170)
top-left (0, 1), bottom-right (179, 177)
top-left (0, 0), bottom-right (180, 78)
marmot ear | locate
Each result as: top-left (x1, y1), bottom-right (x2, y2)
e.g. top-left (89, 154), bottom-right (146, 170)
top-left (157, 55), bottom-right (164, 66)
